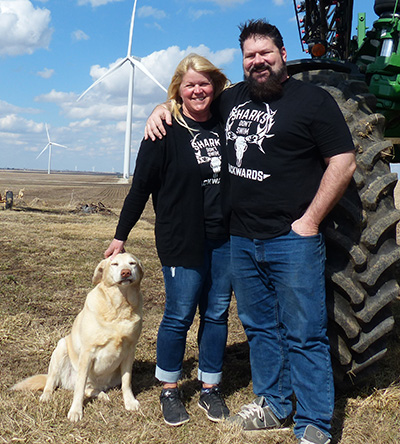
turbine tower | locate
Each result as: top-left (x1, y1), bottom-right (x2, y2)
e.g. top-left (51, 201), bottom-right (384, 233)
top-left (78, 0), bottom-right (167, 181)
top-left (36, 123), bottom-right (67, 175)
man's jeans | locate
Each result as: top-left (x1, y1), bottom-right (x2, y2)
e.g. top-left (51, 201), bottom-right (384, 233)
top-left (231, 231), bottom-right (334, 438)
top-left (156, 238), bottom-right (232, 385)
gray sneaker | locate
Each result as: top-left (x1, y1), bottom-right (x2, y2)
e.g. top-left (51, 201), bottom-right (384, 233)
top-left (299, 425), bottom-right (331, 444)
top-left (227, 396), bottom-right (290, 431)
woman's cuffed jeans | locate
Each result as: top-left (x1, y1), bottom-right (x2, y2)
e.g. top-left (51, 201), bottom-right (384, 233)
top-left (156, 238), bottom-right (232, 386)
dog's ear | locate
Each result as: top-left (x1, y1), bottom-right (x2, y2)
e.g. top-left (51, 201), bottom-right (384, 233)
top-left (138, 259), bottom-right (144, 279)
top-left (136, 257), bottom-right (144, 274)
top-left (92, 259), bottom-right (107, 285)
top-left (131, 254), bottom-right (144, 278)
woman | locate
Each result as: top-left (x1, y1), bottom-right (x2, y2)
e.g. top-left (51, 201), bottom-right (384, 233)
top-left (104, 54), bottom-right (232, 427)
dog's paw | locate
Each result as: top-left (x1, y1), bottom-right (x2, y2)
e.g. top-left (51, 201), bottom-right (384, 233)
top-left (39, 391), bottom-right (52, 402)
top-left (97, 391), bottom-right (110, 402)
top-left (67, 407), bottom-right (83, 422)
top-left (124, 396), bottom-right (140, 411)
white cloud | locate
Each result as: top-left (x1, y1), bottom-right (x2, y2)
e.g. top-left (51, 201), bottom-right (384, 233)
top-left (145, 22), bottom-right (163, 32)
top-left (69, 103), bottom-right (127, 121)
top-left (189, 9), bottom-right (214, 20)
top-left (70, 118), bottom-right (100, 129)
top-left (35, 90), bottom-right (77, 104)
top-left (196, 0), bottom-right (249, 6)
top-left (72, 29), bottom-right (89, 41)
top-left (138, 6), bottom-right (166, 20)
top-left (37, 68), bottom-right (55, 79)
top-left (0, 114), bottom-right (43, 133)
top-left (188, 0), bottom-right (249, 17)
top-left (0, 0), bottom-right (53, 56)
top-left (0, 99), bottom-right (39, 116)
top-left (77, 0), bottom-right (123, 7)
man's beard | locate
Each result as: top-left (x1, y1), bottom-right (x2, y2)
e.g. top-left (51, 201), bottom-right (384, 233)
top-left (246, 64), bottom-right (286, 102)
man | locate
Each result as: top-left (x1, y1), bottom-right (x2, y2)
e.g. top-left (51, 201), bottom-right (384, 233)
top-left (146, 20), bottom-right (356, 444)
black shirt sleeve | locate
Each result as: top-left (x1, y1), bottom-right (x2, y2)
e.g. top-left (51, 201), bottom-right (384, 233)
top-left (309, 88), bottom-right (355, 158)
top-left (114, 136), bottom-right (164, 241)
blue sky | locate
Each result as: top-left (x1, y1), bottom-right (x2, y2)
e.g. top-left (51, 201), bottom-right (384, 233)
top-left (0, 0), bottom-right (376, 174)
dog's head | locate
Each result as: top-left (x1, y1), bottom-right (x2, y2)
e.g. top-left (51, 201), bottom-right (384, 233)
top-left (92, 253), bottom-right (143, 288)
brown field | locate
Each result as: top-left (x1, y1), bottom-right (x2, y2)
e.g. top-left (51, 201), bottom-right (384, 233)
top-left (1, 169), bottom-right (399, 444)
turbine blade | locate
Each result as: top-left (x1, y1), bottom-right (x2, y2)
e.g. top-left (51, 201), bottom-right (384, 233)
top-left (77, 57), bottom-right (129, 101)
top-left (129, 57), bottom-right (167, 93)
top-left (45, 123), bottom-right (50, 142)
top-left (127, 0), bottom-right (138, 57)
top-left (51, 142), bottom-right (68, 148)
top-left (36, 143), bottom-right (49, 159)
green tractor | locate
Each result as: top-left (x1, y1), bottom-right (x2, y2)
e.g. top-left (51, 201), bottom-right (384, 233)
top-left (288, 0), bottom-right (400, 388)
top-left (353, 0), bottom-right (400, 155)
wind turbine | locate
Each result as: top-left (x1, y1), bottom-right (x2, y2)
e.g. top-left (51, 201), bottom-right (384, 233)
top-left (36, 123), bottom-right (67, 175)
top-left (78, 0), bottom-right (167, 181)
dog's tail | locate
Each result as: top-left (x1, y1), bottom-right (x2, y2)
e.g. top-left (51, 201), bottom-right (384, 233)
top-left (11, 374), bottom-right (47, 391)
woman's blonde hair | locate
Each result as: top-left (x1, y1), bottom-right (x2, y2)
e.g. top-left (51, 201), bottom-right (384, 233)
top-left (167, 53), bottom-right (230, 130)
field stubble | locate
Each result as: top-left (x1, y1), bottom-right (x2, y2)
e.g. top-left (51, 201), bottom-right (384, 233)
top-left (0, 170), bottom-right (399, 444)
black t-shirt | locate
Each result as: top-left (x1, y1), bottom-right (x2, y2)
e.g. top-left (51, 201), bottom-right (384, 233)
top-left (216, 77), bottom-right (355, 239)
top-left (182, 116), bottom-right (226, 238)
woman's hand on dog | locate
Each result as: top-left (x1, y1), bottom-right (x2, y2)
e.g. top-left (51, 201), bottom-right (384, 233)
top-left (104, 239), bottom-right (126, 259)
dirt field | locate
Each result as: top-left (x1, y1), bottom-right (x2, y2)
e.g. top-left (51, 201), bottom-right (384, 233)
top-left (0, 170), bottom-right (131, 210)
top-left (1, 169), bottom-right (400, 444)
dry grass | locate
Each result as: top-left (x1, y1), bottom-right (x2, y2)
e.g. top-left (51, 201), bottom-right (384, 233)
top-left (1, 169), bottom-right (400, 444)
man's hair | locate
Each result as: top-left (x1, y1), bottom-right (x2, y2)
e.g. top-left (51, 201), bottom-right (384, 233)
top-left (238, 19), bottom-right (284, 51)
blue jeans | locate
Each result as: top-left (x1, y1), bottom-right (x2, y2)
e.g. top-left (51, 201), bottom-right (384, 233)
top-left (156, 238), bottom-right (232, 385)
top-left (231, 232), bottom-right (334, 439)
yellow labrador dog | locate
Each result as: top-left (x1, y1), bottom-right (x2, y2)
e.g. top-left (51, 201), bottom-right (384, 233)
top-left (12, 252), bottom-right (143, 422)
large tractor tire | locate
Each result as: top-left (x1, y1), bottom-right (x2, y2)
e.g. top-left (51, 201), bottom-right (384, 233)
top-left (374, 0), bottom-right (400, 16)
top-left (293, 70), bottom-right (400, 388)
